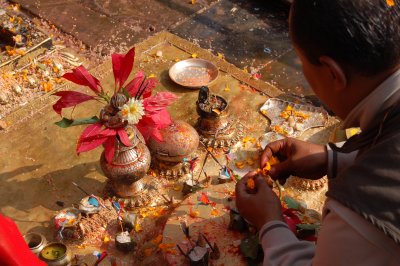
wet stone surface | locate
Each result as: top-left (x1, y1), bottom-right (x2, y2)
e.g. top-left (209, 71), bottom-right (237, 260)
top-left (13, 0), bottom-right (217, 53)
top-left (172, 0), bottom-right (291, 69)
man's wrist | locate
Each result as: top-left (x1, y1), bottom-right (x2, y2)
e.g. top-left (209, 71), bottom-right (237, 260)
top-left (256, 215), bottom-right (283, 231)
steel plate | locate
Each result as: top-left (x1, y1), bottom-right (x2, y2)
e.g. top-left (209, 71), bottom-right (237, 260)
top-left (169, 58), bottom-right (219, 88)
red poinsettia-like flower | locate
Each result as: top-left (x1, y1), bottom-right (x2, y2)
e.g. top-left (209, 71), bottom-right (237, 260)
top-left (53, 47), bottom-right (177, 163)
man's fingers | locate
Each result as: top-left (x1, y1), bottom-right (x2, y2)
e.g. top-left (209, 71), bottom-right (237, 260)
top-left (254, 175), bottom-right (271, 191)
top-left (270, 160), bottom-right (291, 182)
top-left (260, 139), bottom-right (288, 167)
top-left (236, 171), bottom-right (258, 196)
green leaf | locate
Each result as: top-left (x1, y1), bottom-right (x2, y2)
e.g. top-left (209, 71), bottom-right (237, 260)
top-left (121, 87), bottom-right (131, 99)
top-left (296, 223), bottom-right (320, 231)
top-left (55, 116), bottom-right (100, 128)
top-left (283, 195), bottom-right (306, 210)
top-left (36, 63), bottom-right (46, 70)
top-left (240, 235), bottom-right (259, 260)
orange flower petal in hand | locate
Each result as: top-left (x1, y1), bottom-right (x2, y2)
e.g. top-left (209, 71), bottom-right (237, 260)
top-left (268, 156), bottom-right (280, 166)
top-left (246, 178), bottom-right (255, 190)
top-left (387, 0), bottom-right (395, 6)
top-left (259, 162), bottom-right (271, 176)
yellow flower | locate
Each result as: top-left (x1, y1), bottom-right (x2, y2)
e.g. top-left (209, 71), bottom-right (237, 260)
top-left (13, 35), bottom-right (22, 43)
top-left (119, 98), bottom-right (145, 125)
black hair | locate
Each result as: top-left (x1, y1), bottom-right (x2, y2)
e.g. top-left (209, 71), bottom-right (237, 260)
top-left (291, 0), bottom-right (400, 76)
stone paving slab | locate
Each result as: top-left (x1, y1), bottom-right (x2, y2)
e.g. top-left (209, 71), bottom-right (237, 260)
top-left (13, 0), bottom-right (217, 53)
top-left (260, 49), bottom-right (312, 96)
top-left (171, 0), bottom-right (291, 69)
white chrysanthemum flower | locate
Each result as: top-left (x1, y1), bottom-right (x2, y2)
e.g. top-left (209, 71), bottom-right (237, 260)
top-left (119, 98), bottom-right (145, 125)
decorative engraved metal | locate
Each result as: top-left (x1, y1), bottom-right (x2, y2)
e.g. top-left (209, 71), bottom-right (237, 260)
top-left (100, 126), bottom-right (151, 198)
top-left (148, 120), bottom-right (199, 179)
top-left (196, 86), bottom-right (244, 148)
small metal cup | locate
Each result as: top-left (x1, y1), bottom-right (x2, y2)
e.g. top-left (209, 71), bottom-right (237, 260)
top-left (23, 232), bottom-right (47, 256)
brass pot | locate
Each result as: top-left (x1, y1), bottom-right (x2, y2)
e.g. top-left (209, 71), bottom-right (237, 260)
top-left (39, 242), bottom-right (72, 266)
top-left (100, 126), bottom-right (151, 198)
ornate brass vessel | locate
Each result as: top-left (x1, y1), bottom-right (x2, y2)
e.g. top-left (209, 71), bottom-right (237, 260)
top-left (100, 125), bottom-right (151, 198)
top-left (196, 86), bottom-right (244, 148)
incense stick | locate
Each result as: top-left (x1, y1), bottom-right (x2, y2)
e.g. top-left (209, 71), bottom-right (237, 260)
top-left (72, 182), bottom-right (90, 196)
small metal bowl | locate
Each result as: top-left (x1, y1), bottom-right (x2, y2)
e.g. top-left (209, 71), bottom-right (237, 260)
top-left (169, 59), bottom-right (219, 89)
top-left (24, 232), bottom-right (47, 256)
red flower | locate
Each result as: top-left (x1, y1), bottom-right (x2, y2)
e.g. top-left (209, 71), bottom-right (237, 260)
top-left (53, 47), bottom-right (177, 163)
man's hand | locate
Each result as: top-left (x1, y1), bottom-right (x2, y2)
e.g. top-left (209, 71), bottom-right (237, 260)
top-left (261, 138), bottom-right (328, 184)
top-left (235, 171), bottom-right (283, 230)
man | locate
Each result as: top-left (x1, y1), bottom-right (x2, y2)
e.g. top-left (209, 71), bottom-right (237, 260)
top-left (236, 0), bottom-right (400, 265)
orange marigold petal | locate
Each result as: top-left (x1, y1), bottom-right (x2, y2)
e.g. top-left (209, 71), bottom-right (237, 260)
top-left (246, 178), bottom-right (255, 190)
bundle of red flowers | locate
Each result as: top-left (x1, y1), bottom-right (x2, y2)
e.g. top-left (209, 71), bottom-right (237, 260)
top-left (53, 47), bottom-right (177, 163)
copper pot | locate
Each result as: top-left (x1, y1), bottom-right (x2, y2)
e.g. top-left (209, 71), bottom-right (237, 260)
top-left (100, 126), bottom-right (151, 198)
top-left (148, 120), bottom-right (199, 162)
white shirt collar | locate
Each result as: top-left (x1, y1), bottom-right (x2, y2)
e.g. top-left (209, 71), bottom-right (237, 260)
top-left (343, 68), bottom-right (400, 130)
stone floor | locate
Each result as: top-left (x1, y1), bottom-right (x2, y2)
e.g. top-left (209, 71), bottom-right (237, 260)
top-left (9, 0), bottom-right (311, 96)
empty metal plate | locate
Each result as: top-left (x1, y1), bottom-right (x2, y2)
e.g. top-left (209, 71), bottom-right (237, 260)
top-left (169, 59), bottom-right (219, 88)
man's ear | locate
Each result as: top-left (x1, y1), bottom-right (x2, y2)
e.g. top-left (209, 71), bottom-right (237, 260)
top-left (319, 56), bottom-right (347, 92)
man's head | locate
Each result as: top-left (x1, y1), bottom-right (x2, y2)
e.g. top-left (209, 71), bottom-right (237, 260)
top-left (290, 0), bottom-right (400, 118)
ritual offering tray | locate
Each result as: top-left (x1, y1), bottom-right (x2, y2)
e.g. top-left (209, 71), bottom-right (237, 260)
top-left (227, 148), bottom-right (261, 178)
top-left (260, 98), bottom-right (328, 137)
top-left (169, 59), bottom-right (219, 88)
